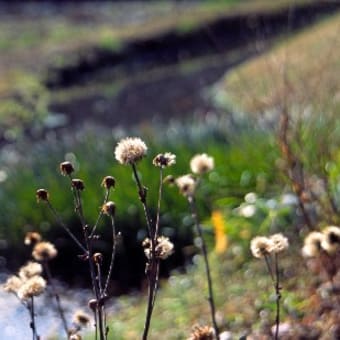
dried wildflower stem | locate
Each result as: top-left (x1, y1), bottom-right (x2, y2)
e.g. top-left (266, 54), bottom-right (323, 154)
top-left (263, 254), bottom-right (275, 283)
top-left (131, 163), bottom-right (154, 240)
top-left (90, 188), bottom-right (111, 238)
top-left (46, 200), bottom-right (86, 253)
top-left (274, 254), bottom-right (281, 340)
top-left (103, 215), bottom-right (116, 296)
top-left (43, 261), bottom-right (68, 337)
top-left (188, 196), bottom-right (219, 338)
top-left (154, 168), bottom-right (163, 239)
top-left (72, 187), bottom-right (106, 340)
top-left (29, 296), bottom-right (39, 340)
top-left (130, 163), bottom-right (163, 340)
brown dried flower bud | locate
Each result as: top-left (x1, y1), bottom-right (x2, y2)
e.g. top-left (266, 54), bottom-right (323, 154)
top-left (163, 175), bottom-right (175, 185)
top-left (93, 253), bottom-right (103, 265)
top-left (101, 201), bottom-right (116, 216)
top-left (88, 299), bottom-right (97, 311)
top-left (188, 324), bottom-right (214, 340)
top-left (24, 232), bottom-right (42, 246)
top-left (36, 189), bottom-right (49, 202)
top-left (60, 161), bottom-right (74, 176)
top-left (72, 179), bottom-right (85, 191)
top-left (101, 176), bottom-right (116, 189)
top-left (73, 310), bottom-right (91, 327)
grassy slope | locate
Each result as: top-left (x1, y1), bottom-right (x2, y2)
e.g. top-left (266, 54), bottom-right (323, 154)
top-left (215, 11), bottom-right (340, 115)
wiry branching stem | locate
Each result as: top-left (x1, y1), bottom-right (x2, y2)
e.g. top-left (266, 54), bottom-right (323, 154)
top-left (131, 163), bottom-right (164, 340)
top-left (188, 196), bottom-right (219, 339)
top-left (274, 254), bottom-right (281, 340)
top-left (103, 215), bottom-right (117, 297)
top-left (43, 261), bottom-right (68, 337)
top-left (72, 185), bottom-right (106, 340)
top-left (46, 200), bottom-right (86, 253)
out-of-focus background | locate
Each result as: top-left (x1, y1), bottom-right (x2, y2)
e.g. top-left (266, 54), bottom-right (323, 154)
top-left (0, 1), bottom-right (339, 338)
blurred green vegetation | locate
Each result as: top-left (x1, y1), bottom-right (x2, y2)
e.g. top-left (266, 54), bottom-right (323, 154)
top-left (0, 117), bottom-right (280, 249)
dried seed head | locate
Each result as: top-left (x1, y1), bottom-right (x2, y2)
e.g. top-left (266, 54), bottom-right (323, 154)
top-left (101, 176), bottom-right (116, 189)
top-left (17, 276), bottom-right (46, 300)
top-left (60, 161), bottom-right (74, 176)
top-left (3, 275), bottom-right (23, 294)
top-left (72, 179), bottom-right (85, 191)
top-left (250, 236), bottom-right (274, 258)
top-left (88, 299), bottom-right (97, 311)
top-left (73, 310), bottom-right (91, 327)
top-left (93, 253), bottom-right (103, 265)
top-left (163, 175), bottom-right (175, 185)
top-left (36, 189), bottom-right (49, 202)
top-left (69, 334), bottom-right (82, 340)
top-left (143, 236), bottom-right (174, 260)
top-left (175, 174), bottom-right (197, 197)
top-left (190, 153), bottom-right (214, 175)
top-left (24, 232), bottom-right (42, 246)
top-left (270, 233), bottom-right (289, 253)
top-left (114, 137), bottom-right (147, 165)
top-left (321, 226), bottom-right (340, 255)
top-left (101, 201), bottom-right (116, 216)
top-left (19, 262), bottom-right (43, 280)
top-left (153, 153), bottom-right (176, 168)
top-left (302, 231), bottom-right (325, 257)
top-left (32, 241), bottom-right (58, 261)
top-left (187, 324), bottom-right (215, 340)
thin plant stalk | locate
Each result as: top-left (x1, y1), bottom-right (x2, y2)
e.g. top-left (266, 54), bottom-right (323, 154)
top-left (274, 254), bottom-right (281, 340)
top-left (131, 163), bottom-right (164, 340)
top-left (43, 261), bottom-right (69, 337)
top-left (188, 196), bottom-right (219, 338)
top-left (90, 188), bottom-right (111, 238)
top-left (29, 296), bottom-right (38, 340)
top-left (103, 215), bottom-right (117, 296)
top-left (46, 200), bottom-right (86, 253)
top-left (72, 186), bottom-right (106, 340)
top-left (131, 163), bottom-right (154, 241)
top-left (263, 253), bottom-right (281, 340)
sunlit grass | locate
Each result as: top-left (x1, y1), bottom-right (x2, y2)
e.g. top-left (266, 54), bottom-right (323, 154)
top-left (215, 12), bottom-right (340, 115)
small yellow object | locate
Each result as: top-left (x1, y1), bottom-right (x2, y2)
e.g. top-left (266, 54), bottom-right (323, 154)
top-left (212, 210), bottom-right (228, 254)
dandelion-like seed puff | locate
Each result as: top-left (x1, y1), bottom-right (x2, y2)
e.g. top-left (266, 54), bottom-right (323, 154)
top-left (153, 153), bottom-right (176, 168)
top-left (143, 236), bottom-right (174, 260)
top-left (19, 262), bottom-right (43, 280)
top-left (3, 275), bottom-right (23, 294)
top-left (250, 236), bottom-right (274, 258)
top-left (302, 231), bottom-right (325, 257)
top-left (187, 324), bottom-right (215, 340)
top-left (114, 137), bottom-right (147, 165)
top-left (190, 153), bottom-right (214, 175)
top-left (175, 174), bottom-right (197, 197)
top-left (32, 241), bottom-right (58, 261)
top-left (73, 310), bottom-right (91, 328)
top-left (17, 276), bottom-right (46, 300)
top-left (270, 234), bottom-right (289, 253)
top-left (321, 225), bottom-right (340, 255)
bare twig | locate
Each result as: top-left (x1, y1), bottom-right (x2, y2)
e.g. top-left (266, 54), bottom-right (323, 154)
top-left (188, 196), bottom-right (219, 339)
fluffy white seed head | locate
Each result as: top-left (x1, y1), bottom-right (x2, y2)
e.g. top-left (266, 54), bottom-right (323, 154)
top-left (114, 137), bottom-right (147, 165)
top-left (190, 153), bottom-right (214, 175)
